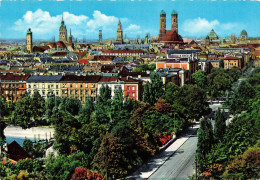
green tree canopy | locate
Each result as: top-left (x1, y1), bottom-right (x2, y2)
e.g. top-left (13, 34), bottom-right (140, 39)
top-left (214, 108), bottom-right (226, 142)
top-left (176, 84), bottom-right (209, 121)
top-left (163, 82), bottom-right (180, 105)
top-left (143, 72), bottom-right (164, 105)
top-left (192, 70), bottom-right (208, 89)
top-left (197, 118), bottom-right (214, 173)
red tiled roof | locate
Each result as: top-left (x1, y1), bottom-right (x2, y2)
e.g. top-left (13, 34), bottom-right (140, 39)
top-left (120, 77), bottom-right (140, 82)
top-left (99, 76), bottom-right (119, 82)
top-left (56, 41), bottom-right (67, 49)
top-left (75, 52), bottom-right (87, 57)
top-left (48, 42), bottom-right (57, 48)
top-left (0, 73), bottom-right (30, 81)
top-left (225, 57), bottom-right (239, 60)
top-left (78, 59), bottom-right (89, 64)
top-left (102, 50), bottom-right (144, 54)
top-left (0, 70), bottom-right (23, 74)
top-left (93, 56), bottom-right (114, 61)
top-left (33, 46), bottom-right (50, 53)
top-left (161, 30), bottom-right (183, 42)
top-left (61, 75), bottom-right (101, 82)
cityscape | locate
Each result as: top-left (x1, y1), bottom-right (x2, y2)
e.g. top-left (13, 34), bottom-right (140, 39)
top-left (0, 0), bottom-right (259, 179)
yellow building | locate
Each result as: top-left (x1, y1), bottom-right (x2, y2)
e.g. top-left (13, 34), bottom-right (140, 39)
top-left (26, 75), bottom-right (63, 99)
top-left (224, 57), bottom-right (242, 69)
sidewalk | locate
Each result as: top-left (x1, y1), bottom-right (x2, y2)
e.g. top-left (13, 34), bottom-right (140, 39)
top-left (127, 123), bottom-right (199, 180)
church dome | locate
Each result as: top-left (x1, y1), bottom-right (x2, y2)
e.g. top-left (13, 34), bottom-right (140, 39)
top-left (206, 29), bottom-right (219, 40)
top-left (171, 10), bottom-right (178, 16)
top-left (160, 10), bottom-right (166, 16)
top-left (240, 29), bottom-right (248, 37)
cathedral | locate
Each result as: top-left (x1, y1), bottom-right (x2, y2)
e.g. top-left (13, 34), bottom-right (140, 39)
top-left (159, 10), bottom-right (183, 46)
top-left (59, 16), bottom-right (73, 48)
top-left (116, 20), bottom-right (123, 44)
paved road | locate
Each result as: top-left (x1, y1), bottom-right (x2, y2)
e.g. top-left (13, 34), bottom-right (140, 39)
top-left (149, 136), bottom-right (198, 180)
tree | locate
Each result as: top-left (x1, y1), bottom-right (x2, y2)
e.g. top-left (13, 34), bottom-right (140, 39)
top-left (227, 67), bottom-right (240, 83)
top-left (45, 96), bottom-right (62, 123)
top-left (143, 72), bottom-right (164, 105)
top-left (23, 138), bottom-right (33, 155)
top-left (176, 84), bottom-right (209, 121)
top-left (52, 110), bottom-right (81, 154)
top-left (31, 90), bottom-right (45, 121)
top-left (230, 80), bottom-right (256, 114)
top-left (197, 118), bottom-right (213, 173)
top-left (163, 82), bottom-right (180, 105)
top-left (10, 94), bottom-right (33, 129)
top-left (192, 70), bottom-right (207, 89)
top-left (223, 147), bottom-right (260, 179)
top-left (208, 68), bottom-right (233, 98)
top-left (78, 96), bottom-right (95, 124)
top-left (95, 85), bottom-right (112, 125)
top-left (214, 108), bottom-right (226, 142)
top-left (92, 132), bottom-right (127, 180)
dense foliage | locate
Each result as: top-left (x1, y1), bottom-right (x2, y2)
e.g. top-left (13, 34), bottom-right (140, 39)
top-left (197, 67), bottom-right (260, 179)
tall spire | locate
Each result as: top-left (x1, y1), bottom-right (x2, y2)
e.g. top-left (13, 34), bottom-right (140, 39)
top-left (61, 15), bottom-right (64, 25)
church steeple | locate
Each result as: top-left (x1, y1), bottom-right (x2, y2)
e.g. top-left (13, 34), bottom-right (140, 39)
top-left (59, 16), bottom-right (67, 43)
top-left (69, 28), bottom-right (72, 45)
top-left (116, 20), bottom-right (123, 43)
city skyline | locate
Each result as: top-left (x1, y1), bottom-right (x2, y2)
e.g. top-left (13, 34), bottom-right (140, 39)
top-left (0, 0), bottom-right (260, 40)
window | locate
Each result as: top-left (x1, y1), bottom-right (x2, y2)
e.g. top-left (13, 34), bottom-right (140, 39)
top-left (70, 84), bottom-right (73, 88)
top-left (80, 90), bottom-right (83, 94)
top-left (42, 90), bottom-right (45, 95)
top-left (75, 90), bottom-right (78, 94)
top-left (29, 85), bottom-right (31, 88)
top-left (56, 91), bottom-right (59, 95)
top-left (56, 85), bottom-right (59, 89)
top-left (62, 84), bottom-right (66, 88)
top-left (48, 85), bottom-right (50, 89)
top-left (42, 84), bottom-right (45, 89)
top-left (85, 90), bottom-right (88, 94)
top-left (91, 90), bottom-right (96, 95)
top-left (85, 84), bottom-right (88, 88)
top-left (70, 90), bottom-right (73, 95)
top-left (51, 85), bottom-right (53, 88)
top-left (91, 84), bottom-right (95, 88)
top-left (127, 86), bottom-right (130, 90)
top-left (132, 93), bottom-right (135, 97)
top-left (80, 84), bottom-right (83, 88)
top-left (132, 86), bottom-right (135, 90)
top-left (127, 92), bottom-right (130, 97)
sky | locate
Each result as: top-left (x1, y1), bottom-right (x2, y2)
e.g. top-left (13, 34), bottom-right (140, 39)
top-left (0, 0), bottom-right (260, 40)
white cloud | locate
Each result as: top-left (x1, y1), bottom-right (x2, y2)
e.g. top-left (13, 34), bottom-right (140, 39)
top-left (182, 17), bottom-right (219, 34)
top-left (13, 9), bottom-right (147, 39)
top-left (13, 9), bottom-right (88, 37)
top-left (181, 17), bottom-right (244, 37)
top-left (125, 24), bottom-right (140, 31)
top-left (86, 10), bottom-right (120, 32)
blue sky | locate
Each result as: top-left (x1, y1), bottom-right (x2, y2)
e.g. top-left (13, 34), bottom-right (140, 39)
top-left (0, 0), bottom-right (259, 40)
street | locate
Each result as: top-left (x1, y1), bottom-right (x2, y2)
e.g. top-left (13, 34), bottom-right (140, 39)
top-left (149, 136), bottom-right (198, 179)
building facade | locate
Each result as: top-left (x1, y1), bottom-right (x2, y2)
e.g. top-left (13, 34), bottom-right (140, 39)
top-left (159, 10), bottom-right (166, 41)
top-left (0, 73), bottom-right (30, 103)
top-left (26, 28), bottom-right (33, 53)
top-left (59, 16), bottom-right (67, 44)
top-left (60, 75), bottom-right (100, 103)
top-left (116, 20), bottom-right (123, 43)
top-left (26, 75), bottom-right (63, 99)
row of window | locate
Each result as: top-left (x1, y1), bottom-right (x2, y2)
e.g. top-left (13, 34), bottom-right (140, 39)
top-left (1, 84), bottom-right (25, 88)
top-left (3, 90), bottom-right (25, 95)
top-left (62, 89), bottom-right (96, 95)
top-left (27, 83), bottom-right (97, 89)
top-left (126, 92), bottom-right (136, 97)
